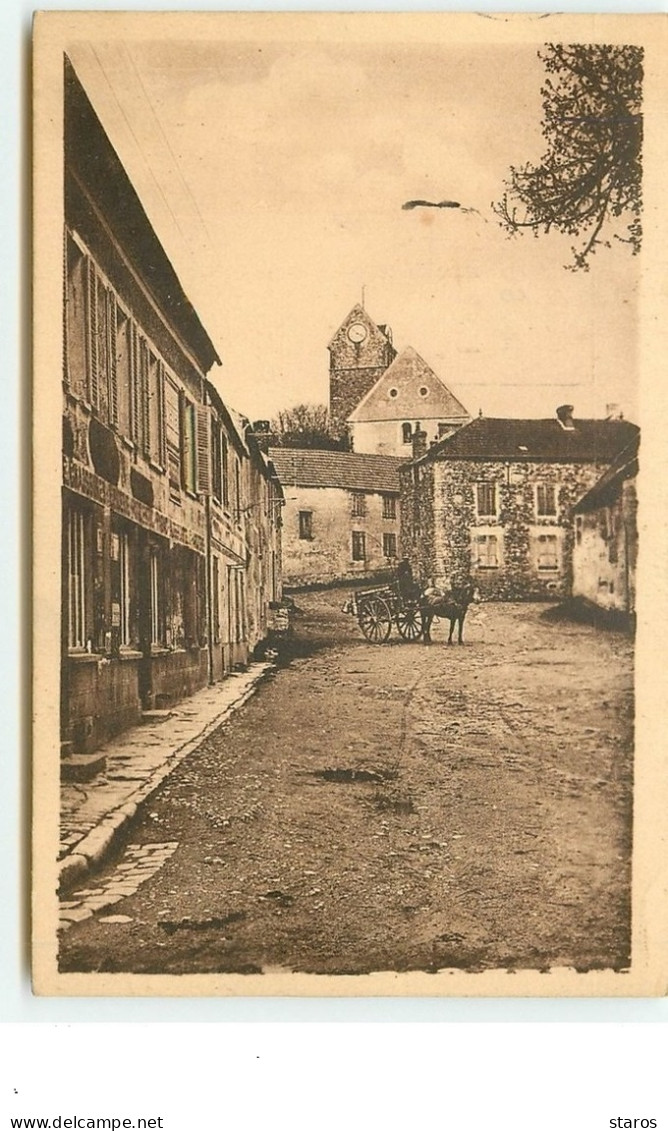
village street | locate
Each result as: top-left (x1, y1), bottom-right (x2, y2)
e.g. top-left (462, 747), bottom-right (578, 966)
top-left (59, 592), bottom-right (633, 977)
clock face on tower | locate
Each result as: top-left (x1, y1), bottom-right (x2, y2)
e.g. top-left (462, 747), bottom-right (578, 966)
top-left (347, 322), bottom-right (368, 344)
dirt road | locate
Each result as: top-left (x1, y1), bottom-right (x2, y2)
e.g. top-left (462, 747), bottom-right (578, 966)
top-left (60, 591), bottom-right (633, 975)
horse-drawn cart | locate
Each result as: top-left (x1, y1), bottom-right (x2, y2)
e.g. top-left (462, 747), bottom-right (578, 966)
top-left (343, 561), bottom-right (424, 644)
top-left (343, 561), bottom-right (481, 645)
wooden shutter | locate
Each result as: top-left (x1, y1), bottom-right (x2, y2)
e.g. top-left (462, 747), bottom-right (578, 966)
top-left (62, 228), bottom-right (69, 386)
top-left (195, 404), bottom-right (212, 495)
top-left (86, 258), bottom-right (99, 407)
top-left (130, 323), bottom-right (139, 446)
top-left (158, 362), bottom-right (167, 468)
top-left (108, 292), bottom-right (118, 426)
top-left (140, 339), bottom-right (150, 457)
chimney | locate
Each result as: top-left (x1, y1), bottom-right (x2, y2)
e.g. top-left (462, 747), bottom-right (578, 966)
top-left (251, 420), bottom-right (272, 453)
top-left (606, 403), bottom-right (623, 420)
top-left (412, 426), bottom-right (428, 461)
top-left (556, 404), bottom-right (575, 431)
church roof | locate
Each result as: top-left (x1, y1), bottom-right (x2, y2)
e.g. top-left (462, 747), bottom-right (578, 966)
top-left (327, 304), bottom-right (392, 350)
top-left (347, 346), bottom-right (469, 423)
top-left (418, 415), bottom-right (639, 463)
top-left (268, 448), bottom-right (404, 493)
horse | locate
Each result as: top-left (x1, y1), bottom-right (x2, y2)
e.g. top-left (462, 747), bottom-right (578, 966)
top-left (420, 582), bottom-right (481, 645)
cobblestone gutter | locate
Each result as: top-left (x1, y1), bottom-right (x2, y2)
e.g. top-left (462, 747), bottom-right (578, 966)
top-left (59, 663), bottom-right (274, 894)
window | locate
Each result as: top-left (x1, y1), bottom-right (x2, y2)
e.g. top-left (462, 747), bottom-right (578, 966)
top-left (476, 482), bottom-right (497, 517)
top-left (67, 507), bottom-right (89, 648)
top-left (536, 533), bottom-right (559, 571)
top-left (473, 533), bottom-right (500, 569)
top-left (382, 494), bottom-right (396, 520)
top-left (536, 483), bottom-right (557, 517)
top-left (64, 233), bottom-right (87, 398)
top-left (419, 385), bottom-right (429, 398)
top-left (110, 528), bottom-right (132, 647)
top-left (383, 532), bottom-right (397, 558)
top-left (147, 352), bottom-right (165, 466)
top-left (221, 434), bottom-right (230, 509)
top-left (211, 419), bottom-right (222, 503)
top-left (351, 492), bottom-right (366, 517)
top-left (299, 510), bottom-right (313, 540)
top-left (149, 550), bottom-right (162, 645)
top-left (114, 311), bottom-right (133, 440)
top-left (181, 398), bottom-right (197, 493)
top-left (212, 556), bottom-right (220, 643)
top-left (402, 422), bottom-right (413, 444)
top-left (165, 380), bottom-right (181, 496)
top-left (438, 423), bottom-right (450, 438)
top-left (352, 531), bottom-right (366, 561)
top-left (388, 387), bottom-right (398, 399)
top-left (234, 458), bottom-right (241, 522)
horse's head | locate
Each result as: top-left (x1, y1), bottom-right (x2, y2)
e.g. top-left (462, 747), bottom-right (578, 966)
top-left (452, 581), bottom-right (481, 607)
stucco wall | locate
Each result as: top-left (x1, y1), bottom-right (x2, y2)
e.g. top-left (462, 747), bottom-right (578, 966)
top-left (282, 485), bottom-right (400, 586)
top-left (573, 480), bottom-right (637, 613)
top-left (351, 419), bottom-right (452, 457)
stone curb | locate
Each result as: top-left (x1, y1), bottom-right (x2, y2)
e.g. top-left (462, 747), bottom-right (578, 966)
top-left (58, 663), bottom-right (274, 894)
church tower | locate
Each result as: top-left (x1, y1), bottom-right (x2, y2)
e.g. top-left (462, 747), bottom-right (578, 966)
top-left (328, 304), bottom-right (396, 434)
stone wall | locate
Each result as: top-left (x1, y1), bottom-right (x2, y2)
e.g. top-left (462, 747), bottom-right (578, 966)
top-left (330, 367), bottom-right (390, 436)
top-left (66, 653), bottom-right (142, 753)
top-left (402, 457), bottom-right (613, 600)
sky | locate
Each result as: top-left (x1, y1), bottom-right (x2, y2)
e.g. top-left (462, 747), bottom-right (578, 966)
top-left (66, 27), bottom-right (639, 425)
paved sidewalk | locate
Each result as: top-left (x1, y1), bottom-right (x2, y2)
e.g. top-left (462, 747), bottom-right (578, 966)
top-left (59, 663), bottom-right (273, 892)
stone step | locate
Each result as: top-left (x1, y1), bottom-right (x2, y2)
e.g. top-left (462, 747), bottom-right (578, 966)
top-left (141, 709), bottom-right (173, 724)
top-left (61, 752), bottom-right (107, 782)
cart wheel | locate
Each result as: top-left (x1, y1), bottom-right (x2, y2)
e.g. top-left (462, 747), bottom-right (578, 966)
top-left (358, 597), bottom-right (392, 643)
top-left (396, 605), bottom-right (424, 641)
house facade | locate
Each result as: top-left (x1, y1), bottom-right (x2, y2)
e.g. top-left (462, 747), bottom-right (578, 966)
top-left (347, 345), bottom-right (470, 457)
top-left (572, 441), bottom-right (639, 618)
top-left (62, 60), bottom-right (282, 765)
top-left (400, 408), bottom-right (639, 601)
top-left (268, 449), bottom-right (403, 586)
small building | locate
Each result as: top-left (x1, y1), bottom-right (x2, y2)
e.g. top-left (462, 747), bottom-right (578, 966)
top-left (268, 448), bottom-right (404, 587)
top-left (347, 345), bottom-right (470, 456)
top-left (572, 440), bottom-right (639, 618)
top-left (400, 406), bottom-right (639, 601)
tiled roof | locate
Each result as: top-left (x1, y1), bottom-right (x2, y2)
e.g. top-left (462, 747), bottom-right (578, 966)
top-left (348, 346), bottom-right (470, 423)
top-left (268, 448), bottom-right (404, 492)
top-left (422, 416), bottom-right (639, 463)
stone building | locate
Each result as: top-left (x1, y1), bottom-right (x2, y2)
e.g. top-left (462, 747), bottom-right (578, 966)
top-left (400, 406), bottom-right (639, 601)
top-left (268, 449), bottom-right (403, 587)
top-left (572, 439), bottom-right (639, 619)
top-left (328, 304), bottom-right (397, 435)
top-left (347, 345), bottom-right (470, 457)
top-left (62, 59), bottom-right (282, 770)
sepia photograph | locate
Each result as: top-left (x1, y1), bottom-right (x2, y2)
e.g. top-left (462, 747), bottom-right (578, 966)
top-left (31, 11), bottom-right (668, 995)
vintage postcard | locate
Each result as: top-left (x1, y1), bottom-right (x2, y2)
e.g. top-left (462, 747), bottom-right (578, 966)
top-left (32, 11), bottom-right (668, 996)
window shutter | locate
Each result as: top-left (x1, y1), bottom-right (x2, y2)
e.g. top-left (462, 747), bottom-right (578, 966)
top-left (130, 323), bottom-right (140, 446)
top-left (159, 362), bottom-right (167, 468)
top-left (108, 292), bottom-right (118, 426)
top-left (140, 339), bottom-right (150, 457)
top-left (62, 229), bottom-right (69, 387)
top-left (195, 404), bottom-right (212, 495)
top-left (86, 258), bottom-right (99, 407)
top-left (179, 390), bottom-right (187, 489)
